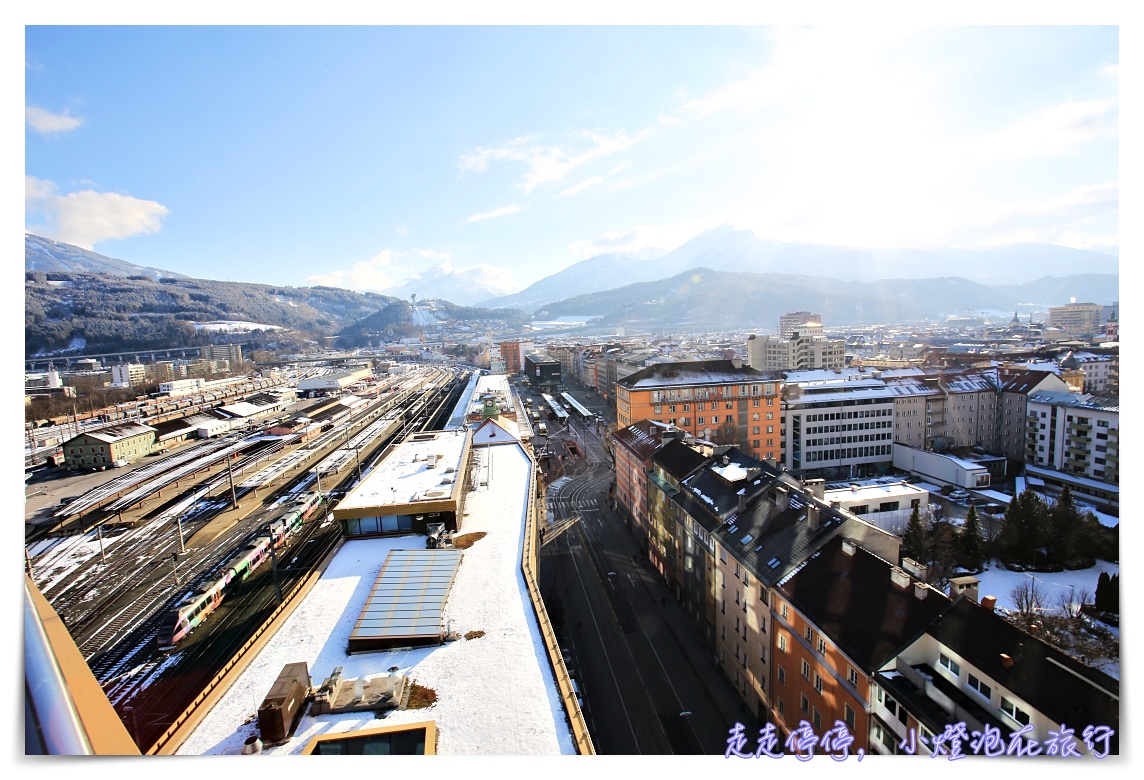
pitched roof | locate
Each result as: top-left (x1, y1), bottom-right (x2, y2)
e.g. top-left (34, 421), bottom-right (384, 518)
top-left (617, 359), bottom-right (776, 389)
top-left (779, 537), bottom-right (952, 671)
top-left (926, 598), bottom-right (1119, 733)
top-left (650, 438), bottom-right (707, 482)
top-left (611, 419), bottom-right (675, 461)
top-left (68, 422), bottom-right (155, 444)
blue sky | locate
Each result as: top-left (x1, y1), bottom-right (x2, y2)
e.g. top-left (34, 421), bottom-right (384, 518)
top-left (24, 22), bottom-right (1121, 294)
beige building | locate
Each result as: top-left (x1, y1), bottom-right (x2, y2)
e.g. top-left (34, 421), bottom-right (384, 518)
top-left (746, 331), bottom-right (845, 372)
top-left (63, 422), bottom-right (155, 470)
top-left (1047, 302), bottom-right (1104, 337)
top-left (110, 363), bottom-right (146, 388)
top-left (778, 311), bottom-right (822, 339)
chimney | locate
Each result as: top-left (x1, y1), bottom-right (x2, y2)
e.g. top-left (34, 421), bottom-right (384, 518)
top-left (901, 557), bottom-right (928, 582)
top-left (723, 454), bottom-right (731, 466)
top-left (890, 567), bottom-right (910, 590)
top-left (738, 492), bottom-right (748, 513)
top-left (802, 478), bottom-right (825, 501)
top-left (914, 583), bottom-right (928, 600)
top-left (731, 357), bottom-right (743, 369)
top-left (746, 467), bottom-right (761, 481)
top-left (842, 539), bottom-right (857, 556)
top-left (1000, 653), bottom-right (1014, 669)
top-left (980, 595), bottom-right (997, 612)
top-left (807, 504), bottom-right (821, 530)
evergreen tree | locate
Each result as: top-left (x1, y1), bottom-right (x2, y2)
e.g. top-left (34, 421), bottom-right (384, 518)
top-left (1048, 486), bottom-right (1082, 562)
top-left (1109, 573), bottom-right (1120, 614)
top-left (957, 505), bottom-right (985, 572)
top-left (999, 489), bottom-right (1050, 564)
top-left (902, 504), bottom-right (927, 564)
top-left (1095, 571), bottom-right (1111, 611)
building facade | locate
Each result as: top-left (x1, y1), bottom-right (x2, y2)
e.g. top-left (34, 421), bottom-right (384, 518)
top-left (63, 423), bottom-right (156, 470)
top-left (616, 360), bottom-right (783, 463)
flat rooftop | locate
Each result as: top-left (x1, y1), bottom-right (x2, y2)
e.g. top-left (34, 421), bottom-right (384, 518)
top-left (335, 429), bottom-right (469, 513)
top-left (177, 442), bottom-right (574, 755)
top-left (824, 478), bottom-right (930, 504)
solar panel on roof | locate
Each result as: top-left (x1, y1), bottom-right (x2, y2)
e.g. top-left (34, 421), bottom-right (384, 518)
top-left (348, 548), bottom-right (463, 653)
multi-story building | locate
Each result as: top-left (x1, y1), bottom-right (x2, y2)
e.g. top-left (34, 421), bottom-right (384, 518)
top-left (882, 591), bottom-right (1119, 756)
top-left (993, 369), bottom-right (1069, 461)
top-left (746, 330), bottom-right (845, 372)
top-left (822, 477), bottom-right (930, 536)
top-left (497, 340), bottom-right (533, 375)
top-left (1047, 302), bottom-right (1104, 338)
top-left (1059, 351), bottom-right (1115, 394)
top-left (780, 374), bottom-right (896, 479)
top-left (774, 537), bottom-right (949, 750)
top-left (110, 363), bottom-right (146, 388)
top-left (779, 311), bottom-right (822, 340)
top-left (1024, 391), bottom-right (1118, 508)
top-left (610, 420), bottom-right (686, 537)
top-left (884, 372), bottom-right (997, 452)
top-left (201, 343), bottom-right (243, 367)
top-left (642, 443), bottom-right (901, 725)
top-left (63, 422), bottom-right (155, 470)
top-left (616, 359), bottom-right (782, 463)
top-left (523, 352), bottom-right (562, 392)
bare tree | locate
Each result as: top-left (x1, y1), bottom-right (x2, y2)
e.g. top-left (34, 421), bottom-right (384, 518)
top-left (1009, 578), bottom-right (1048, 632)
top-left (1056, 586), bottom-right (1092, 624)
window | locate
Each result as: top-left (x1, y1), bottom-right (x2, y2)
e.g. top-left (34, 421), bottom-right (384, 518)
top-left (781, 603), bottom-right (788, 619)
top-left (938, 653), bottom-right (961, 676)
top-left (778, 634), bottom-right (787, 653)
top-left (778, 666), bottom-right (786, 686)
top-left (801, 659), bottom-right (810, 680)
top-left (968, 674), bottom-right (991, 700)
top-left (818, 637), bottom-right (826, 655)
top-left (778, 698), bottom-right (785, 717)
top-left (848, 667), bottom-right (858, 686)
top-left (1001, 697), bottom-right (1030, 726)
top-left (711, 415), bottom-right (719, 424)
top-left (697, 416), bottom-right (705, 425)
top-left (814, 673), bottom-right (823, 694)
top-left (800, 694), bottom-right (809, 714)
top-left (806, 626), bottom-right (814, 642)
top-left (844, 703), bottom-right (855, 731)
top-left (812, 707), bottom-right (822, 733)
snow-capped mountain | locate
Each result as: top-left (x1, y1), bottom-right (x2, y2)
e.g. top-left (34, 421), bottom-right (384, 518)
top-left (24, 233), bottom-right (184, 280)
top-left (378, 262), bottom-right (520, 306)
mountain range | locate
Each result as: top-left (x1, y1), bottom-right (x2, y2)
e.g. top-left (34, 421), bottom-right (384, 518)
top-left (476, 226), bottom-right (1118, 311)
top-left (25, 234), bottom-right (186, 281)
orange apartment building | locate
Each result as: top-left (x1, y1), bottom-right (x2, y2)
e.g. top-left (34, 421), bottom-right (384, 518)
top-left (615, 359), bottom-right (783, 463)
top-left (498, 341), bottom-right (524, 375)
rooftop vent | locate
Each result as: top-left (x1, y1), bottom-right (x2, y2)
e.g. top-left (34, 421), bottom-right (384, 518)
top-left (890, 567), bottom-right (910, 589)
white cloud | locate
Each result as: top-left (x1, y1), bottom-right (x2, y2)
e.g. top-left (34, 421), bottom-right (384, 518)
top-left (307, 247), bottom-right (460, 292)
top-left (459, 129), bottom-right (648, 192)
top-left (465, 205), bottom-right (520, 223)
top-left (25, 176), bottom-right (168, 248)
top-left (558, 176), bottom-right (603, 197)
top-left (568, 216), bottom-right (725, 257)
top-left (26, 106), bottom-right (84, 134)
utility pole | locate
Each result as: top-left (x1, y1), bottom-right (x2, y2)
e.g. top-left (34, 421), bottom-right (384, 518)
top-left (175, 511), bottom-right (186, 554)
top-left (226, 453), bottom-right (238, 509)
top-left (266, 527), bottom-right (283, 604)
top-left (96, 523), bottom-right (107, 563)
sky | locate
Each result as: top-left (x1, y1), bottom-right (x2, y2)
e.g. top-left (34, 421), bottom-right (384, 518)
top-left (21, 12), bottom-right (1125, 297)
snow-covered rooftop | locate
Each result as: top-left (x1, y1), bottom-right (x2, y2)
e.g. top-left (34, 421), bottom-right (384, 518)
top-left (824, 480), bottom-right (928, 503)
top-left (335, 430), bottom-right (468, 511)
top-left (177, 442), bottom-right (575, 755)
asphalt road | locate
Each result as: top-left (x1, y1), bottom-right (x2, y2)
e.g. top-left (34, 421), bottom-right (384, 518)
top-left (539, 413), bottom-right (756, 755)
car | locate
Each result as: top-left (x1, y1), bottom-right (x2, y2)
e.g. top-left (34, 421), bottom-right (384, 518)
top-left (569, 678), bottom-right (584, 709)
top-left (948, 489), bottom-right (971, 501)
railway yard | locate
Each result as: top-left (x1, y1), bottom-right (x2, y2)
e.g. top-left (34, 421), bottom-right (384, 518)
top-left (24, 365), bottom-right (471, 752)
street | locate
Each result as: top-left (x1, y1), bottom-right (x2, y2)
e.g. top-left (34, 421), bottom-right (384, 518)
top-left (539, 391), bottom-right (755, 755)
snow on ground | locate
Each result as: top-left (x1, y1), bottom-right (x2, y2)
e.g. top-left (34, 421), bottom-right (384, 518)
top-left (974, 559), bottom-right (1118, 612)
top-left (178, 442), bottom-right (575, 755)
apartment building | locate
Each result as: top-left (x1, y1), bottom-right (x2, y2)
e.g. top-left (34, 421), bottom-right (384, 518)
top-left (201, 343), bottom-right (243, 367)
top-left (616, 360), bottom-right (783, 463)
top-left (110, 363), bottom-right (146, 388)
top-left (774, 538), bottom-right (950, 750)
top-left (1059, 351), bottom-right (1116, 394)
top-left (1025, 391), bottom-right (1118, 508)
top-left (611, 420), bottom-right (686, 537)
top-left (779, 311), bottom-right (822, 339)
top-left (994, 370), bottom-right (1069, 461)
top-left (746, 330), bottom-right (846, 372)
top-left (884, 372), bottom-right (998, 452)
top-left (883, 594), bottom-right (1119, 756)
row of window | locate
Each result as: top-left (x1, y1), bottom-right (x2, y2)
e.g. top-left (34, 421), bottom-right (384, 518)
top-left (804, 445), bottom-right (892, 461)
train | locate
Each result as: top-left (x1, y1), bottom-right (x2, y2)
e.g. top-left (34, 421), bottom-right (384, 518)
top-left (156, 491), bottom-right (324, 650)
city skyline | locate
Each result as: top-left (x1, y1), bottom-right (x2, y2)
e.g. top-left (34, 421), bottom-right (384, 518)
top-left (24, 21), bottom-right (1119, 297)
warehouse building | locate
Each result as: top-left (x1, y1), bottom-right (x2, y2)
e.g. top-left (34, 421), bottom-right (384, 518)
top-left (62, 422), bottom-right (155, 470)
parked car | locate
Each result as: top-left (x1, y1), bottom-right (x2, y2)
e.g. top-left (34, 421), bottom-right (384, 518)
top-left (948, 489), bottom-right (971, 501)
